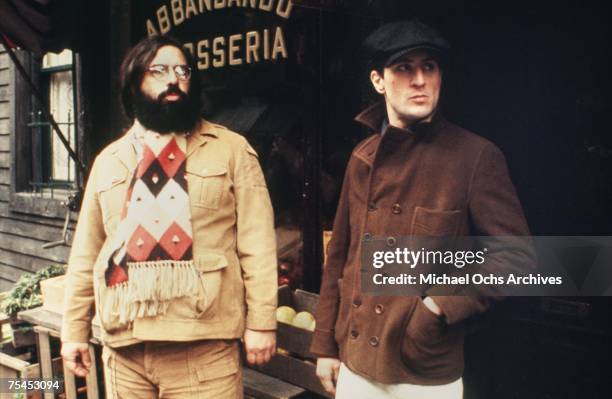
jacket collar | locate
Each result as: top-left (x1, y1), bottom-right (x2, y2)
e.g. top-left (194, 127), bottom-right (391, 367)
top-left (353, 102), bottom-right (445, 166)
top-left (110, 118), bottom-right (219, 172)
top-left (354, 102), bottom-right (388, 132)
top-left (354, 101), bottom-right (445, 137)
top-left (186, 119), bottom-right (219, 157)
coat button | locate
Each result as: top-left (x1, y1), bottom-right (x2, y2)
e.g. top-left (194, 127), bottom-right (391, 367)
top-left (369, 336), bottom-right (379, 347)
top-left (352, 299), bottom-right (362, 308)
top-left (374, 304), bottom-right (384, 315)
top-left (363, 233), bottom-right (372, 241)
top-left (368, 202), bottom-right (377, 211)
top-left (386, 236), bottom-right (396, 247)
top-left (350, 330), bottom-right (359, 339)
top-left (392, 203), bottom-right (402, 214)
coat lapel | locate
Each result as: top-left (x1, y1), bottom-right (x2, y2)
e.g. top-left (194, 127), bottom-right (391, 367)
top-left (111, 134), bottom-right (137, 173)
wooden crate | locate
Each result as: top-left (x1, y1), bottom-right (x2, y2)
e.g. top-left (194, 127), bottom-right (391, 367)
top-left (40, 276), bottom-right (65, 314)
top-left (251, 286), bottom-right (331, 398)
top-left (0, 345), bottom-right (61, 399)
top-left (276, 286), bottom-right (318, 359)
top-left (0, 346), bottom-right (38, 379)
top-left (0, 352), bottom-right (42, 399)
top-left (1, 291), bottom-right (12, 344)
top-left (33, 326), bottom-right (100, 399)
top-left (9, 316), bottom-right (36, 348)
top-left (243, 368), bottom-right (307, 399)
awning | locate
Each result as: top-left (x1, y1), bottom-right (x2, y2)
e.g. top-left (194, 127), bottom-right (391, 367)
top-left (0, 0), bottom-right (86, 181)
top-left (0, 0), bottom-right (82, 54)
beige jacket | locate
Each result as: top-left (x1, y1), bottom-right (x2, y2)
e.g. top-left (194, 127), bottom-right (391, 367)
top-left (61, 119), bottom-right (277, 347)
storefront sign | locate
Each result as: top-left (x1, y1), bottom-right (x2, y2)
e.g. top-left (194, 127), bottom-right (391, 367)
top-left (145, 0), bottom-right (293, 70)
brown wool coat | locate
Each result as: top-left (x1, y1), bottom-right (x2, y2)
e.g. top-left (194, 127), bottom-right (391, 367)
top-left (309, 103), bottom-right (532, 385)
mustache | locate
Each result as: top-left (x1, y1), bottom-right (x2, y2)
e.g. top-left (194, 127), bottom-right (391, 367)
top-left (158, 85), bottom-right (187, 101)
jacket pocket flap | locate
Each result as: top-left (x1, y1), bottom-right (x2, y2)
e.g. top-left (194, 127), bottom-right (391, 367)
top-left (195, 354), bottom-right (238, 381)
top-left (412, 206), bottom-right (462, 235)
top-left (194, 251), bottom-right (229, 272)
top-left (186, 164), bottom-right (227, 178)
top-left (96, 174), bottom-right (127, 193)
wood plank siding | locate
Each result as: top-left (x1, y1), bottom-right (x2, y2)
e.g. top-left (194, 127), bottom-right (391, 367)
top-left (0, 45), bottom-right (72, 292)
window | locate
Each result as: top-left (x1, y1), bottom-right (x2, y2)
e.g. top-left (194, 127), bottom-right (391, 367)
top-left (30, 50), bottom-right (77, 195)
top-left (10, 49), bottom-right (79, 217)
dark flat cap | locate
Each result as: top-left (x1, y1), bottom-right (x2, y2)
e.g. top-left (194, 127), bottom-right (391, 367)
top-left (363, 19), bottom-right (450, 67)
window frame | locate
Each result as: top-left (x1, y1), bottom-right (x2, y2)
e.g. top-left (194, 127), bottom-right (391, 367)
top-left (9, 49), bottom-right (81, 219)
top-left (37, 52), bottom-right (77, 189)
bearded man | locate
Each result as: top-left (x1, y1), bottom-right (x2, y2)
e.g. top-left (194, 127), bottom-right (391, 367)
top-left (60, 36), bottom-right (277, 398)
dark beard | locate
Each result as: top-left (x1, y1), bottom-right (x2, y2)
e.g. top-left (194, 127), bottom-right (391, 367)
top-left (132, 85), bottom-right (201, 134)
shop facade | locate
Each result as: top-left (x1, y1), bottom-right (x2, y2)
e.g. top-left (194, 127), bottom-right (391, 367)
top-left (1, 0), bottom-right (612, 397)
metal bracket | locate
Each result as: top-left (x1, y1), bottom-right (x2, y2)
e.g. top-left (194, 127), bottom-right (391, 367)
top-left (41, 192), bottom-right (81, 249)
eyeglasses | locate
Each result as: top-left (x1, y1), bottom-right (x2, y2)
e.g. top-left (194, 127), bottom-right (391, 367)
top-left (147, 64), bottom-right (192, 81)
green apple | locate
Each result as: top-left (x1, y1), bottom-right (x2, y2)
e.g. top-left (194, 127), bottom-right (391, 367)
top-left (292, 311), bottom-right (315, 330)
top-left (276, 306), bottom-right (297, 324)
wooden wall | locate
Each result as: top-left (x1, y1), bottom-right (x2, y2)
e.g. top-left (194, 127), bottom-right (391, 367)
top-left (0, 45), bottom-right (72, 292)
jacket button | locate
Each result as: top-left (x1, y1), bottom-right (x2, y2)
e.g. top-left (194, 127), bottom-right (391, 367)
top-left (369, 336), bottom-right (379, 347)
top-left (352, 299), bottom-right (362, 308)
top-left (392, 203), bottom-right (402, 214)
top-left (368, 202), bottom-right (377, 211)
top-left (363, 233), bottom-right (372, 241)
top-left (350, 330), bottom-right (359, 339)
top-left (386, 236), bottom-right (396, 247)
top-left (374, 304), bottom-right (384, 315)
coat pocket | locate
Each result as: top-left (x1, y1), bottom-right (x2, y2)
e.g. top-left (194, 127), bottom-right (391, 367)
top-left (192, 251), bottom-right (230, 319)
top-left (189, 339), bottom-right (240, 382)
top-left (168, 251), bottom-right (230, 320)
top-left (186, 164), bottom-right (228, 210)
top-left (400, 298), bottom-right (463, 375)
top-left (95, 275), bottom-right (128, 333)
top-left (96, 174), bottom-right (128, 232)
top-left (411, 207), bottom-right (462, 236)
top-left (95, 252), bottom-right (231, 330)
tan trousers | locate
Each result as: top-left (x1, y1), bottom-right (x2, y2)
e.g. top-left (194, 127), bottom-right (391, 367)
top-left (102, 339), bottom-right (243, 399)
top-left (336, 363), bottom-right (463, 399)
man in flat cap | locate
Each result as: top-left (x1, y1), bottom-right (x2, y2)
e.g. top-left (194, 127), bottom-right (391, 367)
top-left (310, 19), bottom-right (530, 398)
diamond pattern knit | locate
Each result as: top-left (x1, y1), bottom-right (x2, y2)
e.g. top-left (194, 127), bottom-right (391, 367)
top-left (103, 130), bottom-right (199, 325)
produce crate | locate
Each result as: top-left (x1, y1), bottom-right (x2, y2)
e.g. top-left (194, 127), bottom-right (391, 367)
top-left (40, 275), bottom-right (65, 314)
top-left (250, 286), bottom-right (331, 398)
top-left (0, 343), bottom-right (62, 399)
top-left (2, 289), bottom-right (34, 348)
top-left (1, 301), bottom-right (9, 344)
top-left (9, 315), bottom-right (36, 348)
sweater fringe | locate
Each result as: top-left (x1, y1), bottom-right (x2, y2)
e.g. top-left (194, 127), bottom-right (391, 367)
top-left (102, 261), bottom-right (202, 326)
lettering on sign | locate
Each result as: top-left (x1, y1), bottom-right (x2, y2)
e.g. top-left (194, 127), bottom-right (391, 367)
top-left (146, 0), bottom-right (293, 70)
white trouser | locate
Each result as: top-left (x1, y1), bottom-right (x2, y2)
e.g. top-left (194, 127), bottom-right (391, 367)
top-left (335, 362), bottom-right (463, 399)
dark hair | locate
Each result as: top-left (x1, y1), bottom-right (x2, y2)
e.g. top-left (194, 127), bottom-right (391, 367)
top-left (119, 35), bottom-right (200, 120)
